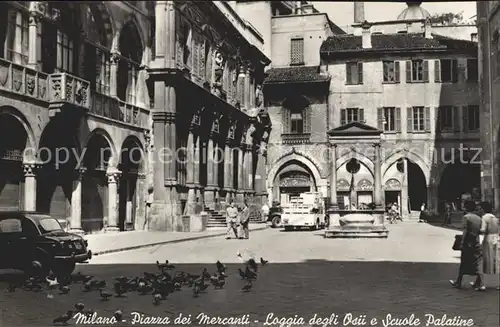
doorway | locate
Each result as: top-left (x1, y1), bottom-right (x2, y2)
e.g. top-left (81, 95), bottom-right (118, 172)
top-left (385, 190), bottom-right (401, 213)
top-left (407, 160), bottom-right (427, 211)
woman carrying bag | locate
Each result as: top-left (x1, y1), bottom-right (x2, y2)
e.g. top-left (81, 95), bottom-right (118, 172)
top-left (479, 202), bottom-right (500, 291)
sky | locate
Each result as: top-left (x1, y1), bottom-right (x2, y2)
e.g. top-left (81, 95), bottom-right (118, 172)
top-left (310, 1), bottom-right (477, 28)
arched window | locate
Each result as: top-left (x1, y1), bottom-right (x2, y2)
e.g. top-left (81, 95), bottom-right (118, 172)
top-left (117, 21), bottom-right (142, 104)
top-left (0, 2), bottom-right (29, 65)
top-left (82, 6), bottom-right (110, 94)
top-left (39, 3), bottom-right (79, 74)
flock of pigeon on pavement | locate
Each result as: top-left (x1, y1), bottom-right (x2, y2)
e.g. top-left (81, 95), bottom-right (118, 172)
top-left (4, 254), bottom-right (269, 325)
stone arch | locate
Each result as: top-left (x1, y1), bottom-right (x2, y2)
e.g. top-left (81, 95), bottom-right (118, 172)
top-left (432, 147), bottom-right (480, 186)
top-left (83, 128), bottom-right (118, 167)
top-left (0, 106), bottom-right (36, 162)
top-left (115, 15), bottom-right (145, 57)
top-left (89, 2), bottom-right (115, 47)
top-left (118, 135), bottom-right (146, 173)
top-left (336, 150), bottom-right (374, 175)
top-left (267, 152), bottom-right (322, 191)
top-left (382, 149), bottom-right (430, 184)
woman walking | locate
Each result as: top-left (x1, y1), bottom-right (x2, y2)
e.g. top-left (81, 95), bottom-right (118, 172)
top-left (479, 201), bottom-right (500, 291)
top-left (449, 200), bottom-right (485, 291)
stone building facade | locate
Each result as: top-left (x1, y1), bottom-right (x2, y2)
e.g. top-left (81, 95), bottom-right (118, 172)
top-left (148, 1), bottom-right (270, 231)
top-left (477, 1), bottom-right (500, 213)
top-left (264, 2), bottom-right (481, 218)
top-left (0, 1), bottom-right (270, 233)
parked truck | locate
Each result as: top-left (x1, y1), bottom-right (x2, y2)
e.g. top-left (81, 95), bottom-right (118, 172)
top-left (281, 192), bottom-right (326, 231)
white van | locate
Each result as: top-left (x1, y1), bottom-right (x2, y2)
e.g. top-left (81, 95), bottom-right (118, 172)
top-left (281, 192), bottom-right (326, 231)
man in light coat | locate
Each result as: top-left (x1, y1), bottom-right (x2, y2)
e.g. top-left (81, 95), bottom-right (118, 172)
top-left (240, 202), bottom-right (250, 239)
top-left (225, 200), bottom-right (239, 239)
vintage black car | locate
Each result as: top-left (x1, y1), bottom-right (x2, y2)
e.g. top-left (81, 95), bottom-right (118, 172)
top-left (0, 212), bottom-right (91, 275)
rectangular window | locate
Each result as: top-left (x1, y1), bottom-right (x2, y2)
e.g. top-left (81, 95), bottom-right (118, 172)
top-left (346, 62), bottom-right (363, 85)
top-left (290, 38), bottom-right (304, 65)
top-left (383, 107), bottom-right (396, 131)
top-left (467, 58), bottom-right (478, 81)
top-left (412, 60), bottom-right (424, 81)
top-left (466, 105), bottom-right (480, 131)
top-left (5, 10), bottom-right (29, 65)
top-left (383, 61), bottom-right (400, 83)
top-left (56, 30), bottom-right (74, 73)
top-left (341, 108), bottom-right (364, 125)
top-left (412, 106), bottom-right (425, 131)
top-left (440, 59), bottom-right (454, 82)
top-left (438, 106), bottom-right (454, 131)
top-left (290, 111), bottom-right (304, 134)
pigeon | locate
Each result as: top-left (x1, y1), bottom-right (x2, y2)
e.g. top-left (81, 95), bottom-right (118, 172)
top-left (113, 310), bottom-right (123, 322)
top-left (238, 268), bottom-right (246, 280)
top-left (216, 260), bottom-right (226, 273)
top-left (260, 257), bottom-right (268, 265)
top-left (74, 303), bottom-right (85, 313)
top-left (59, 285), bottom-right (70, 294)
top-left (53, 311), bottom-right (73, 325)
top-left (99, 289), bottom-right (112, 301)
top-left (153, 293), bottom-right (162, 305)
top-left (245, 266), bottom-right (257, 280)
top-left (242, 281), bottom-right (252, 292)
top-left (114, 282), bottom-right (127, 297)
top-left (46, 276), bottom-right (59, 289)
top-left (156, 261), bottom-right (168, 271)
top-left (247, 258), bottom-right (258, 272)
top-left (202, 268), bottom-right (211, 279)
top-left (6, 282), bottom-right (16, 292)
top-left (193, 284), bottom-right (201, 297)
top-left (82, 281), bottom-right (92, 292)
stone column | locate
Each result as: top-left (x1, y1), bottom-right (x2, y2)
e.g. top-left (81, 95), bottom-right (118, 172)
top-left (213, 140), bottom-right (220, 208)
top-left (246, 145), bottom-right (254, 191)
top-left (23, 163), bottom-right (38, 212)
top-left (69, 167), bottom-right (86, 234)
top-left (255, 146), bottom-right (266, 205)
top-left (27, 13), bottom-right (40, 70)
top-left (237, 66), bottom-right (245, 108)
top-left (401, 158), bottom-right (409, 218)
top-left (373, 143), bottom-right (383, 208)
top-left (110, 52), bottom-right (120, 98)
top-left (205, 136), bottom-right (215, 210)
top-left (236, 147), bottom-right (245, 205)
top-left (224, 139), bottom-right (233, 205)
top-left (244, 66), bottom-right (251, 110)
top-left (185, 129), bottom-right (196, 216)
top-left (329, 144), bottom-right (338, 208)
top-left (105, 169), bottom-right (121, 232)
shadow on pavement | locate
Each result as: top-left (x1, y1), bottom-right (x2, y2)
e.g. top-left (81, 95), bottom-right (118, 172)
top-left (0, 260), bottom-right (498, 327)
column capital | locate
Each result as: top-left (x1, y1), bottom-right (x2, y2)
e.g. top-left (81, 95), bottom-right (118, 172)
top-left (372, 143), bottom-right (381, 148)
top-left (23, 162), bottom-right (41, 177)
top-left (110, 51), bottom-right (121, 65)
top-left (106, 169), bottom-right (122, 183)
top-left (75, 167), bottom-right (87, 181)
top-left (29, 11), bottom-right (43, 25)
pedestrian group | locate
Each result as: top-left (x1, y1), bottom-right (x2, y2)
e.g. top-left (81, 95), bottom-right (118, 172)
top-left (225, 200), bottom-right (250, 240)
top-left (450, 200), bottom-right (500, 291)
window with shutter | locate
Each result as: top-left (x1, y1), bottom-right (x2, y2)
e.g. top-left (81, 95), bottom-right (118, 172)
top-left (357, 62), bottom-right (363, 84)
top-left (466, 58), bottom-right (478, 81)
top-left (462, 106), bottom-right (469, 132)
top-left (395, 61), bottom-right (400, 83)
top-left (358, 108), bottom-right (364, 123)
top-left (290, 110), bottom-right (303, 134)
top-left (451, 59), bottom-right (458, 82)
top-left (282, 108), bottom-right (290, 133)
top-left (434, 60), bottom-right (441, 82)
top-left (377, 107), bottom-right (384, 130)
top-left (422, 61), bottom-right (429, 82)
top-left (453, 106), bottom-right (461, 133)
top-left (382, 107), bottom-right (396, 132)
top-left (395, 107), bottom-right (401, 132)
top-left (340, 109), bottom-right (346, 125)
top-left (465, 105), bottom-right (479, 131)
top-left (290, 38), bottom-right (304, 65)
top-left (407, 107), bottom-right (413, 132)
top-left (424, 106), bottom-right (431, 132)
top-left (205, 43), bottom-right (212, 83)
top-left (303, 107), bottom-right (311, 133)
top-left (437, 106), bottom-right (453, 131)
top-left (406, 61), bottom-right (411, 83)
top-left (199, 37), bottom-right (206, 79)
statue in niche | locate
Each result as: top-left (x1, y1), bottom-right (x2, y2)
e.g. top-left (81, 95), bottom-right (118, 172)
top-left (255, 84), bottom-right (263, 108)
top-left (212, 49), bottom-right (224, 96)
top-left (246, 124), bottom-right (256, 144)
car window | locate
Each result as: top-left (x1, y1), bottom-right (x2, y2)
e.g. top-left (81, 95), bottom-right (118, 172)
top-left (38, 218), bottom-right (63, 234)
top-left (0, 218), bottom-right (22, 233)
top-left (22, 220), bottom-right (40, 236)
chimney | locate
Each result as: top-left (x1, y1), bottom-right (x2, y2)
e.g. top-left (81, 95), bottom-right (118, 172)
top-left (424, 19), bottom-right (432, 39)
top-left (361, 21), bottom-right (371, 48)
top-left (354, 2), bottom-right (365, 24)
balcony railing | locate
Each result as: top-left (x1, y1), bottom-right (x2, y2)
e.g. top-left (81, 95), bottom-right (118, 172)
top-left (91, 92), bottom-right (149, 129)
top-left (0, 57), bottom-right (49, 101)
top-left (281, 133), bottom-right (311, 145)
top-left (49, 73), bottom-right (91, 109)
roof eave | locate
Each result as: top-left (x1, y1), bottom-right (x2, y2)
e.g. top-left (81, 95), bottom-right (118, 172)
top-left (263, 78), bottom-right (331, 85)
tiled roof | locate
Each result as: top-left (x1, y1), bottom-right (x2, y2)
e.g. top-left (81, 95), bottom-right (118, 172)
top-left (264, 66), bottom-right (330, 84)
top-left (320, 32), bottom-right (477, 54)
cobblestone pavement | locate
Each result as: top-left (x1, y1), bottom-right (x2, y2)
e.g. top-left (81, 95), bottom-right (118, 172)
top-left (0, 224), bottom-right (498, 327)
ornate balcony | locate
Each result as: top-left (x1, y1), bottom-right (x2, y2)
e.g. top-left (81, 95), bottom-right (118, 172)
top-left (0, 58), bottom-right (49, 102)
top-left (48, 73), bottom-right (91, 113)
top-left (91, 92), bottom-right (149, 129)
top-left (281, 133), bottom-right (311, 145)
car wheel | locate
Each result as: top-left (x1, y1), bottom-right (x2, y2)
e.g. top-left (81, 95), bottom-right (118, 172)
top-left (28, 253), bottom-right (51, 277)
top-left (53, 261), bottom-right (76, 277)
top-left (271, 216), bottom-right (281, 228)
